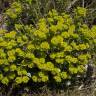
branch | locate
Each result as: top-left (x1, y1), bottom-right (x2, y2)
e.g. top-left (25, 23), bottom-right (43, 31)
top-left (86, 0), bottom-right (96, 8)
top-left (66, 0), bottom-right (80, 11)
top-left (82, 0), bottom-right (84, 7)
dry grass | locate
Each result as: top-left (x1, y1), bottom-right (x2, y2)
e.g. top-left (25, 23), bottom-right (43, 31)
top-left (20, 81), bottom-right (96, 96)
top-left (31, 87), bottom-right (96, 96)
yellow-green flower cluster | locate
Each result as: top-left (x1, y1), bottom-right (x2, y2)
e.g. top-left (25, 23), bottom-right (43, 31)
top-left (40, 42), bottom-right (50, 50)
top-left (4, 31), bottom-right (16, 39)
top-left (32, 71), bottom-right (49, 83)
top-left (71, 42), bottom-right (90, 51)
top-left (15, 76), bottom-right (29, 84)
top-left (6, 2), bottom-right (22, 19)
top-left (65, 55), bottom-right (78, 63)
top-left (51, 35), bottom-right (63, 45)
top-left (75, 7), bottom-right (87, 17)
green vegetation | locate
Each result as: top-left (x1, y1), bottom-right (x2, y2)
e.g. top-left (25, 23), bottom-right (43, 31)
top-left (0, 0), bottom-right (96, 95)
top-left (0, 4), bottom-right (95, 86)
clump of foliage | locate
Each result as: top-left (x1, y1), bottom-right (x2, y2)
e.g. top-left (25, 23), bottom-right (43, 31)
top-left (0, 3), bottom-right (96, 87)
top-left (2, 0), bottom-right (96, 28)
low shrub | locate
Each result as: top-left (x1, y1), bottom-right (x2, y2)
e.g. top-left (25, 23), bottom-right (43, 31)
top-left (0, 4), bottom-right (96, 87)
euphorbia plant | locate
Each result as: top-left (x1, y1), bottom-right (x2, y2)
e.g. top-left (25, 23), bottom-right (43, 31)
top-left (0, 5), bottom-right (96, 86)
